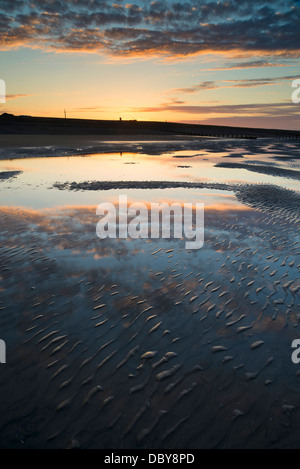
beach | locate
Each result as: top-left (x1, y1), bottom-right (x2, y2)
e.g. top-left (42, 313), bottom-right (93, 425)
top-left (0, 133), bottom-right (299, 449)
top-left (1, 0), bottom-right (300, 453)
top-left (0, 134), bottom-right (202, 150)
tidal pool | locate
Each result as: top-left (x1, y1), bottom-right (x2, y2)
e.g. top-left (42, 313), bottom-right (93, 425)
top-left (0, 138), bottom-right (299, 448)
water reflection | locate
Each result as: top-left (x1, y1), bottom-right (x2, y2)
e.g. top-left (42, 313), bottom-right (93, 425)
top-left (0, 138), bottom-right (299, 448)
top-left (0, 137), bottom-right (300, 209)
top-left (0, 198), bottom-right (299, 448)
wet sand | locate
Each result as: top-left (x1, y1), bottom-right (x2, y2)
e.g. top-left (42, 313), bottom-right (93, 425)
top-left (0, 170), bottom-right (22, 180)
top-left (0, 134), bottom-right (202, 149)
top-left (0, 204), bottom-right (299, 449)
top-left (0, 137), bottom-right (299, 449)
top-left (0, 135), bottom-right (299, 162)
top-left (216, 162), bottom-right (300, 181)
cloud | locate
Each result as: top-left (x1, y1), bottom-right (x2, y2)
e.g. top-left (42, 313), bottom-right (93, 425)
top-left (6, 93), bottom-right (33, 100)
top-left (130, 101), bottom-right (300, 118)
top-left (188, 115), bottom-right (300, 131)
top-left (171, 75), bottom-right (300, 94)
top-left (0, 0), bottom-right (299, 59)
top-left (204, 59), bottom-right (298, 70)
top-left (128, 100), bottom-right (299, 130)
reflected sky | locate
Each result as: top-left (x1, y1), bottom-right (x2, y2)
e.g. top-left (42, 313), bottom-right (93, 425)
top-left (0, 139), bottom-right (300, 209)
top-left (0, 200), bottom-right (299, 449)
top-left (0, 139), bottom-right (299, 449)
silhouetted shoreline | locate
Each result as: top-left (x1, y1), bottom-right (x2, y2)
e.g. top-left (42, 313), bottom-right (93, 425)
top-left (0, 114), bottom-right (299, 143)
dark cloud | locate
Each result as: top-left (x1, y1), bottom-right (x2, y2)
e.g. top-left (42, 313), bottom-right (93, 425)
top-left (0, 0), bottom-right (299, 58)
top-left (131, 101), bottom-right (299, 118)
top-left (205, 59), bottom-right (298, 70)
top-left (6, 94), bottom-right (33, 100)
top-left (172, 75), bottom-right (300, 94)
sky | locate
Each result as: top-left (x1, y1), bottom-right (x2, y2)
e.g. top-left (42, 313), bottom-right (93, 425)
top-left (0, 0), bottom-right (299, 130)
